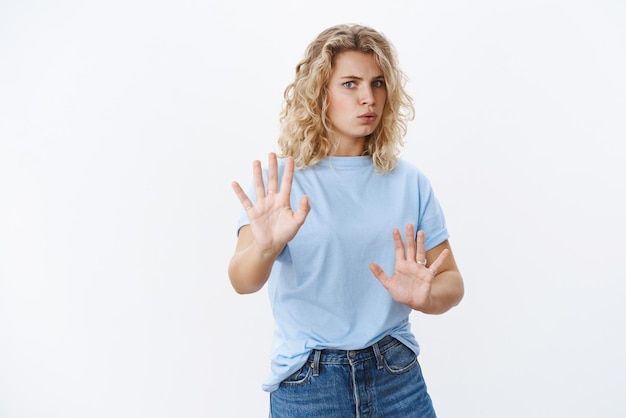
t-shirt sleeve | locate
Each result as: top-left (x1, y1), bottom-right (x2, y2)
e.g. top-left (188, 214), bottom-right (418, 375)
top-left (416, 172), bottom-right (449, 251)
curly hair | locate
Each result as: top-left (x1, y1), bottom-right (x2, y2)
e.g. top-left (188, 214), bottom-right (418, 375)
top-left (277, 24), bottom-right (415, 173)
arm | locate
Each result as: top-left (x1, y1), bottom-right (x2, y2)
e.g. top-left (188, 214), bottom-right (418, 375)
top-left (369, 225), bottom-right (464, 314)
top-left (228, 225), bottom-right (281, 294)
top-left (228, 153), bottom-right (310, 294)
top-left (418, 238), bottom-right (464, 314)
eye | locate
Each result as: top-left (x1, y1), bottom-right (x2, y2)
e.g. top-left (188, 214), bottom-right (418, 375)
top-left (372, 79), bottom-right (385, 88)
top-left (343, 81), bottom-right (356, 88)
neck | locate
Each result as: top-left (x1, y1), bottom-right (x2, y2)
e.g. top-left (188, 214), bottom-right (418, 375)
top-left (332, 139), bottom-right (366, 156)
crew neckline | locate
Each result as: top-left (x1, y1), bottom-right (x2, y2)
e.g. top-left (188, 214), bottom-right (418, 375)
top-left (318, 155), bottom-right (373, 169)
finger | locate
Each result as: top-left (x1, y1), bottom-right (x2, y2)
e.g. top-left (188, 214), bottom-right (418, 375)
top-left (369, 262), bottom-right (391, 287)
top-left (392, 228), bottom-right (407, 261)
top-left (428, 248), bottom-right (450, 275)
top-left (267, 152), bottom-right (278, 194)
top-left (405, 224), bottom-right (416, 260)
top-left (251, 159), bottom-right (266, 200)
top-left (278, 156), bottom-right (295, 199)
top-left (232, 181), bottom-right (253, 210)
top-left (293, 195), bottom-right (311, 225)
top-left (416, 230), bottom-right (426, 262)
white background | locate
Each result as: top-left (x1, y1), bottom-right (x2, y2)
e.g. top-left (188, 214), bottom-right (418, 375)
top-left (1, 1), bottom-right (625, 417)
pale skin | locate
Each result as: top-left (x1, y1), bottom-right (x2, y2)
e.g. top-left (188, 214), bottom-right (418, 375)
top-left (229, 51), bottom-right (464, 314)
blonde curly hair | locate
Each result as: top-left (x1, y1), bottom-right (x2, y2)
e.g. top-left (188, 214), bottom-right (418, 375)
top-left (278, 24), bottom-right (415, 173)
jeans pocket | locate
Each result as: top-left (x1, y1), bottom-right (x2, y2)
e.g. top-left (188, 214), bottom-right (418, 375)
top-left (381, 340), bottom-right (419, 375)
top-left (279, 362), bottom-right (313, 387)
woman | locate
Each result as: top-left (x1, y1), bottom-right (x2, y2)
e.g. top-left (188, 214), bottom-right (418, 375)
top-left (229, 23), bottom-right (464, 417)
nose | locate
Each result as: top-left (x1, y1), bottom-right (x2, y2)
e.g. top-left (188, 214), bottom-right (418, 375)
top-left (360, 85), bottom-right (375, 105)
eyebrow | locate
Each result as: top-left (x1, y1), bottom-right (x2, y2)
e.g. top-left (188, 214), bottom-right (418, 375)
top-left (338, 75), bottom-right (385, 81)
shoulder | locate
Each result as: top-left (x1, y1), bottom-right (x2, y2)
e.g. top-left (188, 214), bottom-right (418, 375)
top-left (394, 159), bottom-right (417, 172)
top-left (391, 159), bottom-right (427, 178)
top-left (391, 159), bottom-right (437, 191)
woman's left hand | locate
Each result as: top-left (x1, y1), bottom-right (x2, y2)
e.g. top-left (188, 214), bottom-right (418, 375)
top-left (369, 224), bottom-right (449, 313)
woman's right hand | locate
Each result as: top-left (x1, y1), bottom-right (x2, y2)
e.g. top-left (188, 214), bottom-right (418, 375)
top-left (231, 152), bottom-right (310, 256)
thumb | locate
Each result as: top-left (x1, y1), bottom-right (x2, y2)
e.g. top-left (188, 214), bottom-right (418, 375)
top-left (294, 195), bottom-right (311, 224)
top-left (369, 263), bottom-right (390, 285)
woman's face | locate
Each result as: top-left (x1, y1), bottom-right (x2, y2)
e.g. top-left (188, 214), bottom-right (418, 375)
top-left (326, 50), bottom-right (387, 156)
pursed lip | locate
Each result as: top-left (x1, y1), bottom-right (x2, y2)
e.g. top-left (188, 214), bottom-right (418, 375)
top-left (358, 112), bottom-right (378, 121)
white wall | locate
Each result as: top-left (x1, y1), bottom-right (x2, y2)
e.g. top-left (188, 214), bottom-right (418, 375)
top-left (1, 0), bottom-right (625, 417)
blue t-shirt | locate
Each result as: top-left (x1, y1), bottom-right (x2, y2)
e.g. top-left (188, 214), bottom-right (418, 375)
top-left (236, 156), bottom-right (449, 392)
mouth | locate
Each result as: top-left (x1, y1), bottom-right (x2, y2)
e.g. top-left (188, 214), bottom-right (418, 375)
top-left (358, 112), bottom-right (378, 123)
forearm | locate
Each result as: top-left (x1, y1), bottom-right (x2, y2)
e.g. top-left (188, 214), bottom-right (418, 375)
top-left (418, 271), bottom-right (464, 315)
top-left (228, 243), bottom-right (281, 294)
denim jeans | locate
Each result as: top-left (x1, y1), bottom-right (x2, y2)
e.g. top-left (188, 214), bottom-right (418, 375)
top-left (269, 335), bottom-right (437, 418)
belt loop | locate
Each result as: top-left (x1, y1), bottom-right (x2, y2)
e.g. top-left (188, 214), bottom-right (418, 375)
top-left (372, 340), bottom-right (384, 370)
top-left (311, 349), bottom-right (321, 376)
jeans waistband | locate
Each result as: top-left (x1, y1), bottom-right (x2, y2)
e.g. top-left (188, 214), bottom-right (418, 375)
top-left (308, 335), bottom-right (399, 375)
